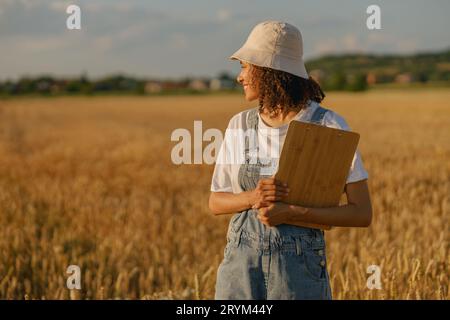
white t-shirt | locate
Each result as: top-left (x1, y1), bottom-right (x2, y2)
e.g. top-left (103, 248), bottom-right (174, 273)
top-left (210, 101), bottom-right (369, 194)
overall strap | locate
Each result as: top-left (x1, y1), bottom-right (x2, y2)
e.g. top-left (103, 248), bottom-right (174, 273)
top-left (310, 105), bottom-right (329, 125)
top-left (246, 107), bottom-right (259, 130)
top-left (244, 107), bottom-right (259, 163)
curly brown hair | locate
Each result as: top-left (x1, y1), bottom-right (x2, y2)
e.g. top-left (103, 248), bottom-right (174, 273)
top-left (250, 65), bottom-right (325, 117)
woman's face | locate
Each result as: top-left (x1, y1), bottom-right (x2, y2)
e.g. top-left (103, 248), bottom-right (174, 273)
top-left (236, 61), bottom-right (259, 101)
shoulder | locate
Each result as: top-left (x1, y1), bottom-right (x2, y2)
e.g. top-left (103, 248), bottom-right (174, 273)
top-left (227, 107), bottom-right (258, 130)
top-left (321, 106), bottom-right (352, 131)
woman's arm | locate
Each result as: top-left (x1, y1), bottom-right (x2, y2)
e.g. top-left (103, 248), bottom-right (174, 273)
top-left (209, 177), bottom-right (289, 215)
top-left (209, 191), bottom-right (253, 215)
top-left (257, 179), bottom-right (373, 227)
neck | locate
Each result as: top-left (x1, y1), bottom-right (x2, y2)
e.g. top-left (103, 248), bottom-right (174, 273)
top-left (259, 105), bottom-right (303, 128)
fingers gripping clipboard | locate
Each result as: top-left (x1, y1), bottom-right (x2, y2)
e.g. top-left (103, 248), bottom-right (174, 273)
top-left (274, 120), bottom-right (360, 230)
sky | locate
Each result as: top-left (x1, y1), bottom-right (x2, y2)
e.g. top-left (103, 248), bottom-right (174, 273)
top-left (1, 0), bottom-right (449, 80)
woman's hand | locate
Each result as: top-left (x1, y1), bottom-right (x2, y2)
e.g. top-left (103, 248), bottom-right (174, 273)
top-left (248, 177), bottom-right (289, 209)
top-left (257, 202), bottom-right (291, 227)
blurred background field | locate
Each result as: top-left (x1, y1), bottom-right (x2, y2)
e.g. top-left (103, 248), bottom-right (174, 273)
top-left (0, 88), bottom-right (448, 299)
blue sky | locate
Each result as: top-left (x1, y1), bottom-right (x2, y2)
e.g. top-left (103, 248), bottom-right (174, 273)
top-left (1, 0), bottom-right (449, 80)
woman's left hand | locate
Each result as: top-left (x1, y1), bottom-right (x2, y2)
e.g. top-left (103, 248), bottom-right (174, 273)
top-left (257, 202), bottom-right (291, 227)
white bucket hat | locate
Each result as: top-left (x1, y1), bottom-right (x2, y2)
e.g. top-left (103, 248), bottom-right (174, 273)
top-left (230, 20), bottom-right (309, 79)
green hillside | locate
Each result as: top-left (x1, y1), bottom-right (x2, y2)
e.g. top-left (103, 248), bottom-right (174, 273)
top-left (305, 48), bottom-right (450, 91)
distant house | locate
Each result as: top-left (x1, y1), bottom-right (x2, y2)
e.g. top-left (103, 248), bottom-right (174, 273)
top-left (395, 73), bottom-right (413, 84)
top-left (145, 81), bottom-right (163, 93)
top-left (50, 83), bottom-right (62, 94)
top-left (34, 79), bottom-right (53, 93)
top-left (161, 81), bottom-right (185, 91)
top-left (366, 72), bottom-right (377, 85)
top-left (209, 78), bottom-right (235, 90)
top-left (189, 79), bottom-right (209, 91)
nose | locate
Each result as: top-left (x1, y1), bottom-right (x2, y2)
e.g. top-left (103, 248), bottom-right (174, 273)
top-left (236, 73), bottom-right (244, 84)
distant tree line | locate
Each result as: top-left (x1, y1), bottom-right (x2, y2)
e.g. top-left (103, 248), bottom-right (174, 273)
top-left (0, 75), bottom-right (153, 96)
top-left (1, 49), bottom-right (449, 96)
top-left (0, 73), bottom-right (238, 96)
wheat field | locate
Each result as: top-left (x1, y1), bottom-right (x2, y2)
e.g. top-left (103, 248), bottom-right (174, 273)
top-left (0, 89), bottom-right (448, 299)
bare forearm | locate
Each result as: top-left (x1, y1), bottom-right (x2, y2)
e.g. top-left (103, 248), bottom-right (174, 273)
top-left (209, 191), bottom-right (252, 215)
top-left (286, 203), bottom-right (372, 227)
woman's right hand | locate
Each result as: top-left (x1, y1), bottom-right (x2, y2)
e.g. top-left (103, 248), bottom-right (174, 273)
top-left (248, 177), bottom-right (289, 209)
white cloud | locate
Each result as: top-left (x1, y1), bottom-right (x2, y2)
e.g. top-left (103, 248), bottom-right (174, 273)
top-left (75, 2), bottom-right (135, 14)
top-left (84, 3), bottom-right (103, 13)
top-left (116, 22), bottom-right (148, 40)
top-left (395, 39), bottom-right (418, 52)
top-left (169, 33), bottom-right (188, 50)
top-left (0, 0), bottom-right (15, 12)
top-left (49, 1), bottom-right (72, 12)
top-left (92, 35), bottom-right (114, 52)
top-left (342, 34), bottom-right (359, 51)
top-left (217, 9), bottom-right (231, 22)
top-left (313, 39), bottom-right (338, 55)
top-left (1, 34), bottom-right (76, 53)
top-left (312, 32), bottom-right (420, 56)
top-left (113, 3), bottom-right (132, 13)
top-left (88, 21), bottom-right (151, 53)
top-left (18, 0), bottom-right (40, 10)
top-left (1, 0), bottom-right (48, 11)
top-left (365, 33), bottom-right (419, 53)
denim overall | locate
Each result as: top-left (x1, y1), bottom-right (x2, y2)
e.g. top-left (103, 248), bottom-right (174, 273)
top-left (215, 105), bottom-right (332, 300)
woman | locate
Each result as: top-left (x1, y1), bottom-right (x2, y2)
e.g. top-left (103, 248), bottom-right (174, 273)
top-left (209, 20), bottom-right (372, 300)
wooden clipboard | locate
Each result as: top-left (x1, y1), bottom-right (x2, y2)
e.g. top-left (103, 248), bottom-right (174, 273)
top-left (274, 120), bottom-right (360, 230)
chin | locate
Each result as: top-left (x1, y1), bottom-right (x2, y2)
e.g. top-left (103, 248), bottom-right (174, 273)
top-left (244, 94), bottom-right (258, 102)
